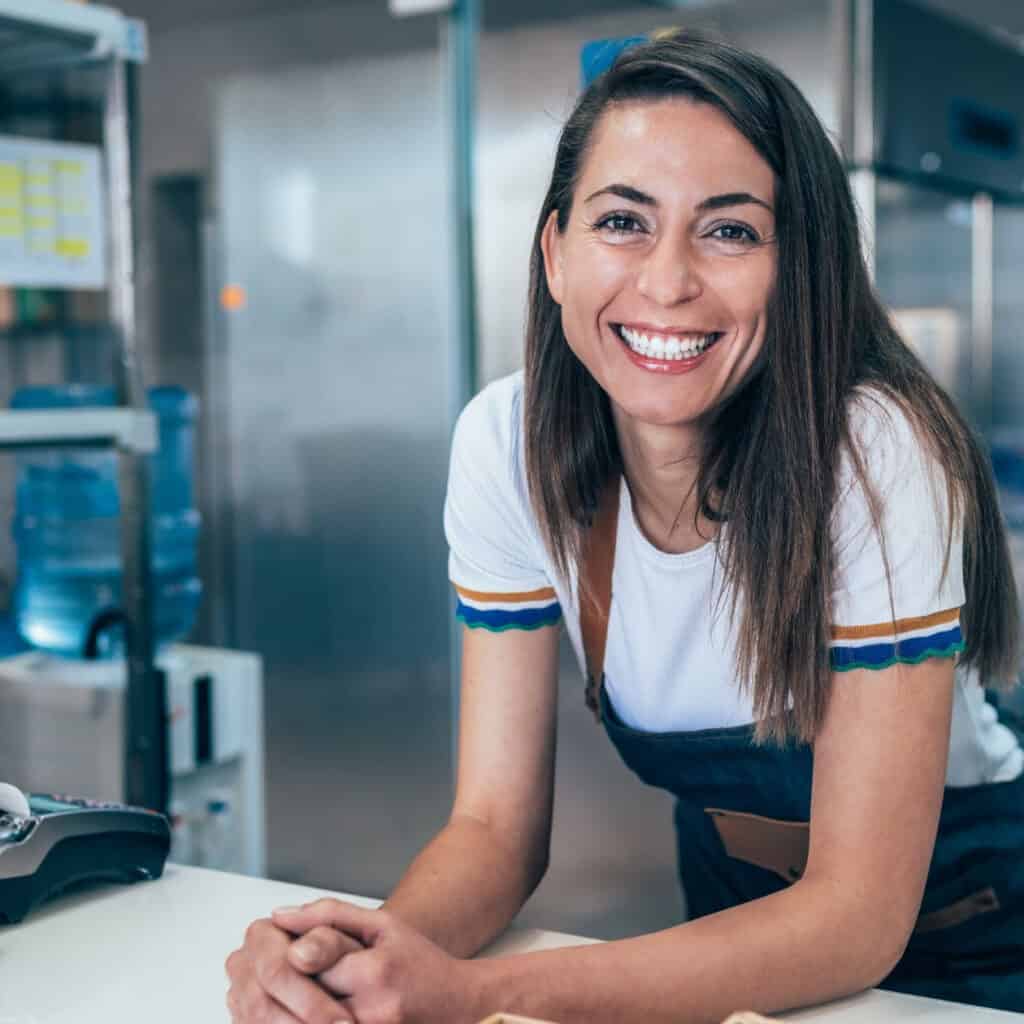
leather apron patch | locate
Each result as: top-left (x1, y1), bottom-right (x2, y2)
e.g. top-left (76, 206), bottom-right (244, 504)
top-left (707, 808), bottom-right (1004, 934)
top-left (706, 807), bottom-right (809, 883)
top-left (913, 887), bottom-right (1001, 935)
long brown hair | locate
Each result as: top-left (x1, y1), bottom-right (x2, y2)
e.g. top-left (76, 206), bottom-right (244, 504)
top-left (523, 31), bottom-right (1020, 745)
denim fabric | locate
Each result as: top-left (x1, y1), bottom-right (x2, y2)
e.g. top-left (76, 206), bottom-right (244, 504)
top-left (599, 684), bottom-right (1024, 1011)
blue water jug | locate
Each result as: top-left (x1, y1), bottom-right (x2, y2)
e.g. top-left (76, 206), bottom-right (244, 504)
top-left (10, 385), bottom-right (202, 658)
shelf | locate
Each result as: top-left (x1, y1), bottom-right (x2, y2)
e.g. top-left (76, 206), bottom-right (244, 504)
top-left (0, 0), bottom-right (146, 73)
top-left (0, 408), bottom-right (157, 453)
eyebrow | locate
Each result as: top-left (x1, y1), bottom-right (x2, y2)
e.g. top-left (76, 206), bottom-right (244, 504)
top-left (584, 183), bottom-right (773, 214)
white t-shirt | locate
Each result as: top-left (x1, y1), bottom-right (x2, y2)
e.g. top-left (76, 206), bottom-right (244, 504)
top-left (444, 371), bottom-right (1023, 787)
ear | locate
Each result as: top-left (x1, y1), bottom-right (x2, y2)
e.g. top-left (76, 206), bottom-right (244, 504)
top-left (540, 210), bottom-right (565, 305)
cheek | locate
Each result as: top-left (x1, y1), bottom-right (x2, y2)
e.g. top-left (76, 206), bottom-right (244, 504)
top-left (563, 241), bottom-right (631, 310)
top-left (717, 256), bottom-right (776, 328)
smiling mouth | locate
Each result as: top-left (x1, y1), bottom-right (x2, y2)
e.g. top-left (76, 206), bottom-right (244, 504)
top-left (614, 324), bottom-right (724, 361)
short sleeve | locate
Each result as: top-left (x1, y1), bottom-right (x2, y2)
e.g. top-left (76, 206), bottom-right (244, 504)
top-left (829, 391), bottom-right (966, 672)
top-left (444, 375), bottom-right (562, 632)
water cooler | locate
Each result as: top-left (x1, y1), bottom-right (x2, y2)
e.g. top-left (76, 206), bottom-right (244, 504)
top-left (0, 644), bottom-right (266, 875)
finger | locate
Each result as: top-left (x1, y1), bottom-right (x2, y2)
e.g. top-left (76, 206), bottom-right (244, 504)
top-left (245, 921), bottom-right (355, 1024)
top-left (317, 946), bottom-right (376, 1000)
top-left (256, 955), bottom-right (355, 1024)
top-left (289, 925), bottom-right (363, 975)
top-left (272, 899), bottom-right (386, 946)
top-left (228, 975), bottom-right (307, 1024)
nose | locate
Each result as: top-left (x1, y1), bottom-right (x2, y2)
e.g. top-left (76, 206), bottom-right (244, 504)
top-left (635, 236), bottom-right (703, 307)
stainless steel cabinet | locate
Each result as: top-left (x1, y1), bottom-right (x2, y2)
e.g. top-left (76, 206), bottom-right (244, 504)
top-left (214, 52), bottom-right (455, 897)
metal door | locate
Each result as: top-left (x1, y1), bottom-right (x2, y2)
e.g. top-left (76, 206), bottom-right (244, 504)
top-left (215, 52), bottom-right (455, 896)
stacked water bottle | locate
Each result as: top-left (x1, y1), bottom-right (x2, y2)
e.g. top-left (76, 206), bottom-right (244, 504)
top-left (9, 384), bottom-right (202, 658)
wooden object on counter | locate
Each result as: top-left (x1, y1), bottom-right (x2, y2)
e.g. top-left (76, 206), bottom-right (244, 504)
top-left (478, 1013), bottom-right (783, 1024)
top-left (477, 1016), bottom-right (560, 1024)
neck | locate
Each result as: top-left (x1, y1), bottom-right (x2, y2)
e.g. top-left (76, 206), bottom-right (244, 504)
top-left (611, 406), bottom-right (714, 554)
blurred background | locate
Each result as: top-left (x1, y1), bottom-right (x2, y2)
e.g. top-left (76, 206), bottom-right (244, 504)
top-left (1, 0), bottom-right (1023, 941)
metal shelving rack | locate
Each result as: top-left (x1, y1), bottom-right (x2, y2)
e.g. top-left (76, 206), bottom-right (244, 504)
top-left (0, 1), bottom-right (164, 812)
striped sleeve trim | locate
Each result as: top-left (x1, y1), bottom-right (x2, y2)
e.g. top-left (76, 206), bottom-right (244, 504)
top-left (453, 584), bottom-right (562, 632)
top-left (830, 607), bottom-right (964, 672)
top-left (831, 607), bottom-right (959, 641)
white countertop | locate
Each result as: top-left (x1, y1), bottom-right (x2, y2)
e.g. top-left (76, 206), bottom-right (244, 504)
top-left (0, 864), bottom-right (1017, 1023)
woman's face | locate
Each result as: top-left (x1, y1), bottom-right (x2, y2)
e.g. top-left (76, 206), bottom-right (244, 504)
top-left (542, 97), bottom-right (777, 432)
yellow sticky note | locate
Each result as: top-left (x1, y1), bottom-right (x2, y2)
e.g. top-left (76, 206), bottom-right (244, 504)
top-left (57, 238), bottom-right (90, 258)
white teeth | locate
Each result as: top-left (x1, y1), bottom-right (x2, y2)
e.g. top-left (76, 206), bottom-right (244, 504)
top-left (618, 325), bottom-right (716, 361)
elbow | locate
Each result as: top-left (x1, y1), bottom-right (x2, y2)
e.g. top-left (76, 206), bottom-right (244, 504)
top-left (850, 912), bottom-right (917, 992)
top-left (862, 947), bottom-right (904, 992)
top-left (523, 841), bottom-right (550, 895)
top-left (800, 877), bottom-right (915, 993)
top-left (823, 929), bottom-right (905, 999)
top-left (864, 926), bottom-right (914, 990)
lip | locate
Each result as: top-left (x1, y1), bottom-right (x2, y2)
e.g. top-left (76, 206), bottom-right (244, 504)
top-left (612, 323), bottom-right (724, 374)
top-left (617, 321), bottom-right (720, 337)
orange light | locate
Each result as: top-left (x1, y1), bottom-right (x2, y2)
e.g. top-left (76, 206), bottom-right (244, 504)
top-left (221, 284), bottom-right (246, 311)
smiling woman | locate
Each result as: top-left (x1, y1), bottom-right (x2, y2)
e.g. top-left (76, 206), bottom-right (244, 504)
top-left (226, 31), bottom-right (1024, 1024)
top-left (541, 99), bottom-right (775, 428)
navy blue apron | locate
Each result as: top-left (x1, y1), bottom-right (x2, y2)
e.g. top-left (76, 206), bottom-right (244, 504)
top-left (579, 477), bottom-right (1024, 1012)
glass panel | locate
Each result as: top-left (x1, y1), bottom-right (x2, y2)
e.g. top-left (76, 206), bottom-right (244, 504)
top-left (990, 203), bottom-right (1024, 704)
top-left (874, 177), bottom-right (975, 421)
top-left (992, 204), bottom-right (1024, 433)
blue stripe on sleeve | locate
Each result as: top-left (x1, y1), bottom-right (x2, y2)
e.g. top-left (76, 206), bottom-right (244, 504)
top-left (831, 625), bottom-right (964, 671)
top-left (455, 600), bottom-right (562, 632)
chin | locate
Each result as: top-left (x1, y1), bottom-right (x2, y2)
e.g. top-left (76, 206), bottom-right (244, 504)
top-left (614, 391), bottom-right (707, 430)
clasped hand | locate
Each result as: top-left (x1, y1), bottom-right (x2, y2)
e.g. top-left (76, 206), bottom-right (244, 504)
top-left (225, 899), bottom-right (479, 1024)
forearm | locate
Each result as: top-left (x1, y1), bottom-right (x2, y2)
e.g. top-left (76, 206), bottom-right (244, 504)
top-left (383, 814), bottom-right (544, 959)
top-left (467, 877), bottom-right (900, 1024)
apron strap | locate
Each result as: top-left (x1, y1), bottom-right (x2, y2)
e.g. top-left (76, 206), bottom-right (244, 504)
top-left (579, 475), bottom-right (620, 720)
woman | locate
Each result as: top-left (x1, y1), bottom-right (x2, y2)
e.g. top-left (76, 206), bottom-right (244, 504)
top-left (226, 32), bottom-right (1024, 1023)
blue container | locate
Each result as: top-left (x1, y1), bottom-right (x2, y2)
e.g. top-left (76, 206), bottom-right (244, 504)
top-left (10, 385), bottom-right (202, 658)
top-left (0, 612), bottom-right (28, 658)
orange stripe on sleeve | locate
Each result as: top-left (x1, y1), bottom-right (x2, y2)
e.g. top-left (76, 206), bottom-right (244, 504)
top-left (831, 606), bottom-right (961, 642)
top-left (453, 584), bottom-right (557, 604)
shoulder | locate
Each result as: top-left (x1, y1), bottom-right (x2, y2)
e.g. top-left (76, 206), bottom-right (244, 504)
top-left (445, 370), bottom-right (555, 594)
top-left (845, 386), bottom-right (924, 462)
top-left (452, 370), bottom-right (525, 478)
top-left (840, 385), bottom-right (950, 500)
top-left (447, 369), bottom-right (536, 540)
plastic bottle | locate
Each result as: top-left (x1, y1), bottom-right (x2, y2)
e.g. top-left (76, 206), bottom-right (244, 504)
top-left (10, 385), bottom-right (202, 658)
top-left (198, 791), bottom-right (235, 872)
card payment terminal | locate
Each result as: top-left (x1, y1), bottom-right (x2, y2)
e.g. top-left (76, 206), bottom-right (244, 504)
top-left (0, 782), bottom-right (170, 924)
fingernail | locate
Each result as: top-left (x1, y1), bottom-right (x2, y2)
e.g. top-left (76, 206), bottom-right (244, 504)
top-left (293, 940), bottom-right (321, 964)
top-left (272, 905), bottom-right (301, 915)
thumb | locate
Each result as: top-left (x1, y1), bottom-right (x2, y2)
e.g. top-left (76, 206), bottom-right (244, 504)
top-left (288, 924), bottom-right (364, 975)
top-left (272, 899), bottom-right (387, 946)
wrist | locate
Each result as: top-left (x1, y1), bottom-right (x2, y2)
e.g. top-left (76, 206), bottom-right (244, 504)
top-left (459, 955), bottom-right (506, 1024)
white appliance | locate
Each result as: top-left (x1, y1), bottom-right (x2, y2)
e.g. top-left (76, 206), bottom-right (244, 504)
top-left (0, 644), bottom-right (265, 876)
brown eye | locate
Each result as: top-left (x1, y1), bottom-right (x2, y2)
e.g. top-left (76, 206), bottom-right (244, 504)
top-left (709, 222), bottom-right (758, 244)
top-left (596, 213), bottom-right (644, 234)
